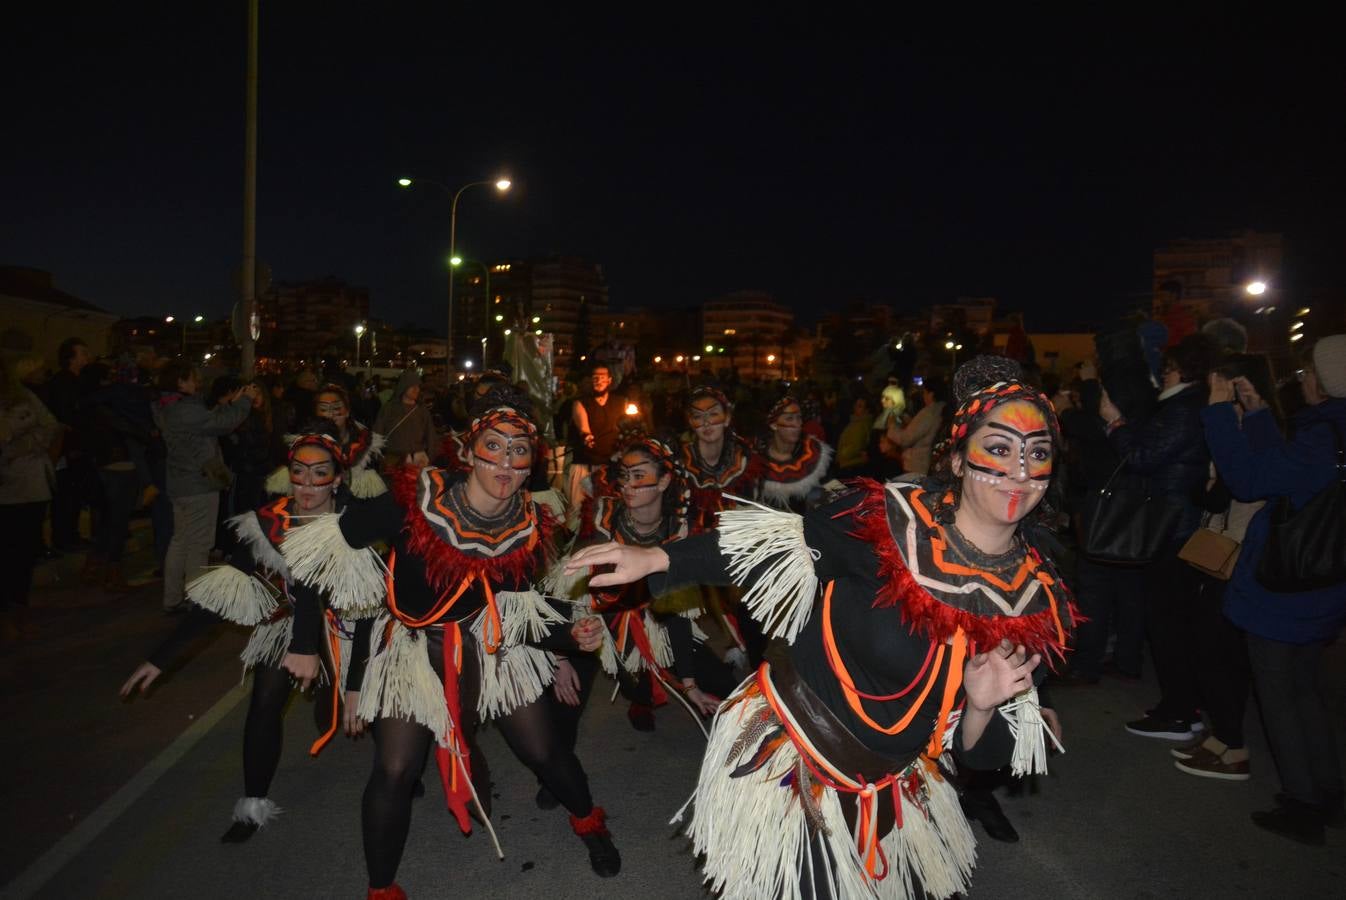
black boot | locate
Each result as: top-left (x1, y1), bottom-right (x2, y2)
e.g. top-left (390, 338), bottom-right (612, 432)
top-left (535, 784), bottom-right (559, 810)
top-left (960, 789), bottom-right (1019, 843)
top-left (570, 806), bottom-right (621, 877)
top-left (220, 821), bottom-right (259, 843)
top-left (1253, 803), bottom-right (1326, 845)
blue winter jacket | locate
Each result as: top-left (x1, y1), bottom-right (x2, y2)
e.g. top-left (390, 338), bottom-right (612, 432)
top-left (1201, 398), bottom-right (1346, 644)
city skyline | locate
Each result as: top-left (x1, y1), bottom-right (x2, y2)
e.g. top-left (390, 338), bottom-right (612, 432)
top-left (4, 11), bottom-right (1343, 334)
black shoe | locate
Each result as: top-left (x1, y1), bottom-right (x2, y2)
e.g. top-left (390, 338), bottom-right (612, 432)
top-left (580, 832), bottom-right (622, 877)
top-left (535, 785), bottom-right (559, 810)
top-left (1274, 791), bottom-right (1345, 828)
top-left (1124, 714), bottom-right (1201, 741)
top-left (1252, 804), bottom-right (1325, 845)
top-left (220, 821), bottom-right (260, 843)
top-left (627, 705), bottom-right (655, 732)
top-left (960, 793), bottom-right (1019, 843)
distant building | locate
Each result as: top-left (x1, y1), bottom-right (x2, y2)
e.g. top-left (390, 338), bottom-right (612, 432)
top-left (454, 256), bottom-right (609, 375)
top-left (931, 297), bottom-right (996, 336)
top-left (702, 291), bottom-right (794, 379)
top-left (257, 277), bottom-right (370, 365)
top-left (1153, 230), bottom-right (1283, 323)
top-left (0, 267), bottom-right (118, 368)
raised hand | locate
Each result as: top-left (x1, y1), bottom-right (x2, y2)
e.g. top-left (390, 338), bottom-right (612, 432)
top-left (563, 542), bottom-right (669, 588)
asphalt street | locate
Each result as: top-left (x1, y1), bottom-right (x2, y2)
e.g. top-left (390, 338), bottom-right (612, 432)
top-left (4, 524), bottom-right (1344, 898)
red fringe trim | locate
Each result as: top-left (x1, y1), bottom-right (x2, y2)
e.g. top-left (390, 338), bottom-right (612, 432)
top-left (392, 465), bottom-right (557, 595)
top-left (569, 805), bottom-right (610, 837)
top-left (847, 479), bottom-right (1077, 665)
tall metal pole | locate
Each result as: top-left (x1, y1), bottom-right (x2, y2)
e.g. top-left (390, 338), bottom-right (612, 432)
top-left (446, 189), bottom-right (465, 372)
top-left (239, 0), bottom-right (259, 376)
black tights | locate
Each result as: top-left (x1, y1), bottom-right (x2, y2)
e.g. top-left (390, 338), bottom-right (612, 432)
top-left (242, 664), bottom-right (294, 798)
top-left (362, 629), bottom-right (595, 888)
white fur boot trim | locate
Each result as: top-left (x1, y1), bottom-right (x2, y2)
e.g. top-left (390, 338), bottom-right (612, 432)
top-left (232, 796), bottom-right (281, 827)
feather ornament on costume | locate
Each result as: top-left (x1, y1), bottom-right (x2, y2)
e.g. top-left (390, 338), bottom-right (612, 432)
top-left (716, 502), bottom-right (819, 644)
top-left (185, 565), bottom-right (279, 626)
top-left (760, 437), bottom-right (835, 507)
top-left (279, 511), bottom-right (387, 617)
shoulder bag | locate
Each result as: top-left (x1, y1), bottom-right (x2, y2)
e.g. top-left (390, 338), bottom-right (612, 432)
top-left (1256, 421), bottom-right (1346, 592)
top-left (1081, 456), bottom-right (1183, 566)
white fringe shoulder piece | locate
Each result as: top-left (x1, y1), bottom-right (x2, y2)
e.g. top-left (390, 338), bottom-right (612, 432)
top-left (228, 511), bottom-right (289, 578)
top-left (279, 511), bottom-right (387, 617)
top-left (349, 467), bottom-right (388, 498)
top-left (186, 565), bottom-right (279, 626)
top-left (715, 501), bottom-right (819, 644)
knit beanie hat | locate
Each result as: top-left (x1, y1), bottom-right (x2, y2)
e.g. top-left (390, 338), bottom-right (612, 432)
top-left (1312, 335), bottom-right (1346, 398)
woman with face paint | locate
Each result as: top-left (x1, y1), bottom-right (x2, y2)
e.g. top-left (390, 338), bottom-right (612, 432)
top-left (758, 394), bottom-right (835, 513)
top-left (264, 384), bottom-right (387, 499)
top-left (120, 422), bottom-right (386, 843)
top-left (564, 356), bottom-right (1077, 900)
top-left (551, 436), bottom-right (739, 743)
top-left (318, 385), bottom-right (614, 898)
top-left (679, 387), bottom-right (764, 531)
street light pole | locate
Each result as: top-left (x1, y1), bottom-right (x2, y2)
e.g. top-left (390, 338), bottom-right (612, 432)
top-left (397, 176), bottom-right (511, 372)
top-left (354, 323), bottom-right (366, 368)
top-left (451, 257), bottom-right (491, 367)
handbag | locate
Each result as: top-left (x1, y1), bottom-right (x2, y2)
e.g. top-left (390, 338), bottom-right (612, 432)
top-left (1081, 456), bottom-right (1184, 566)
top-left (1178, 510), bottom-right (1241, 580)
top-left (1256, 421), bottom-right (1346, 592)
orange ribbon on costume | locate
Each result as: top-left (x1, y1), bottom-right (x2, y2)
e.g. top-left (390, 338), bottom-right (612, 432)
top-left (309, 609), bottom-right (345, 757)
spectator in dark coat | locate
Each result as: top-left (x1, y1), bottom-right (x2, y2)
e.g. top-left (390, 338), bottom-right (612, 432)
top-left (1202, 335), bottom-right (1346, 845)
top-left (44, 337), bottom-right (94, 550)
top-left (1100, 334), bottom-right (1218, 739)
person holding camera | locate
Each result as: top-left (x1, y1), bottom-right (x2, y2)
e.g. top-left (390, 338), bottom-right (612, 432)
top-left (152, 361), bottom-right (257, 614)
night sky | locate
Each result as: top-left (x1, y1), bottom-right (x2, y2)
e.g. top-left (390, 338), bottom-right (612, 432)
top-left (5, 9), bottom-right (1343, 332)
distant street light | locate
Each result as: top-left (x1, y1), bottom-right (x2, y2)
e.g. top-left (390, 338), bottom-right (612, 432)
top-left (1245, 281), bottom-right (1268, 297)
top-left (398, 174), bottom-right (512, 369)
top-left (354, 323), bottom-right (366, 365)
top-left (653, 355), bottom-right (663, 364)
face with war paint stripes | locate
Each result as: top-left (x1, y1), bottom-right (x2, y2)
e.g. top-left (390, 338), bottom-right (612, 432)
top-left (953, 400), bottom-right (1053, 524)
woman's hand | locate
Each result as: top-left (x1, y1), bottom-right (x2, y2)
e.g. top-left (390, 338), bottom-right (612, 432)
top-left (1079, 360), bottom-right (1098, 382)
top-left (1232, 376), bottom-right (1266, 413)
top-left (1098, 388), bottom-right (1122, 426)
top-left (1207, 372), bottom-right (1236, 405)
top-left (344, 691), bottom-right (365, 737)
top-left (570, 616), bottom-right (605, 652)
top-left (552, 658), bottom-right (582, 706)
top-left (684, 683), bottom-right (721, 717)
top-left (120, 661), bottom-right (163, 698)
top-left (963, 640), bottom-right (1040, 713)
top-left (563, 543), bottom-right (670, 588)
top-left (281, 652), bottom-right (321, 691)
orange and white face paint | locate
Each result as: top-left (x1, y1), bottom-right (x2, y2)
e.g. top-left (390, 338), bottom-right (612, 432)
top-left (290, 444), bottom-right (340, 511)
top-left (958, 400), bottom-right (1053, 523)
top-left (769, 402), bottom-right (803, 447)
top-left (315, 391), bottom-right (350, 430)
top-left (617, 450), bottom-right (669, 513)
top-left (687, 396), bottom-right (729, 444)
top-left (469, 421), bottom-right (534, 501)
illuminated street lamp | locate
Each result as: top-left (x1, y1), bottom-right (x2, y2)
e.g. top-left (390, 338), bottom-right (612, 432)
top-left (451, 256), bottom-right (493, 365)
top-left (354, 323), bottom-right (366, 367)
top-left (944, 339), bottom-right (963, 369)
top-left (1245, 280), bottom-right (1268, 297)
top-left (398, 174), bottom-right (512, 368)
top-left (653, 355), bottom-right (663, 364)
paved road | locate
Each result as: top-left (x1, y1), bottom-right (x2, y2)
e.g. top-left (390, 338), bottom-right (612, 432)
top-left (5, 531), bottom-right (1344, 898)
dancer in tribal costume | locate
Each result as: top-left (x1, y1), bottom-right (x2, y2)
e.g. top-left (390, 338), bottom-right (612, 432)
top-left (759, 394), bottom-right (835, 514)
top-left (121, 422), bottom-right (386, 842)
top-left (567, 357), bottom-right (1077, 899)
top-left (264, 383), bottom-right (387, 498)
top-left (550, 434), bottom-right (738, 746)
top-left (307, 386), bottom-right (613, 899)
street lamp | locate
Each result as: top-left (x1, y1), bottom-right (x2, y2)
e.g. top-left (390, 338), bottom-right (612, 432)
top-left (944, 339), bottom-right (963, 369)
top-left (354, 323), bottom-right (366, 367)
top-left (398, 175), bottom-right (512, 370)
top-left (1245, 280), bottom-right (1268, 297)
top-left (450, 256), bottom-right (493, 366)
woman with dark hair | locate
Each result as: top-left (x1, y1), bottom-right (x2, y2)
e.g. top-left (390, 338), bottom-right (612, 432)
top-left (758, 395), bottom-right (834, 513)
top-left (1100, 332), bottom-right (1218, 740)
top-left (264, 382), bottom-right (386, 499)
top-left (121, 421), bottom-right (385, 841)
top-left (680, 386), bottom-right (763, 531)
top-left (567, 356), bottom-right (1075, 899)
top-left (316, 385), bottom-right (613, 897)
top-left (552, 435), bottom-right (737, 740)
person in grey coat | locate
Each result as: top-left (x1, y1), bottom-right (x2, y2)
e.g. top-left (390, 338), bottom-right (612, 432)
top-left (152, 360), bottom-right (256, 613)
top-left (373, 369), bottom-right (434, 469)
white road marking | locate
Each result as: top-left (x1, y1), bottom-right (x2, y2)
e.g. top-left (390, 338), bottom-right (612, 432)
top-left (2, 683), bottom-right (250, 899)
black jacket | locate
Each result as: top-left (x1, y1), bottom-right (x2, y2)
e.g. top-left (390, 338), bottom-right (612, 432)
top-left (1108, 383), bottom-right (1210, 548)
